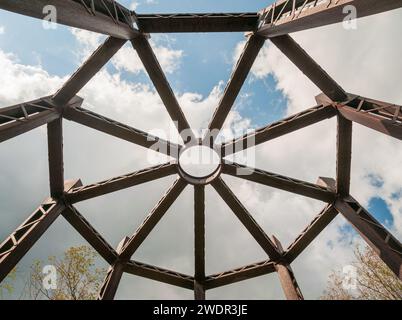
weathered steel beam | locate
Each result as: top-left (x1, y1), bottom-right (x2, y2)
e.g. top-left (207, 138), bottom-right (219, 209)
top-left (131, 36), bottom-right (195, 144)
top-left (206, 35), bottom-right (265, 140)
top-left (222, 161), bottom-right (336, 203)
top-left (65, 162), bottom-right (178, 203)
top-left (0, 97), bottom-right (58, 143)
top-left (0, 0), bottom-right (138, 40)
top-left (194, 185), bottom-right (206, 300)
top-left (337, 95), bottom-right (402, 140)
top-left (222, 104), bottom-right (336, 156)
top-left (98, 237), bottom-right (129, 300)
top-left (205, 260), bottom-right (276, 290)
top-left (270, 35), bottom-right (347, 102)
top-left (136, 13), bottom-right (259, 33)
top-left (285, 204), bottom-right (338, 262)
top-left (63, 106), bottom-right (181, 158)
top-left (47, 118), bottom-right (64, 198)
top-left (53, 37), bottom-right (126, 105)
top-left (258, 0), bottom-right (402, 38)
top-left (0, 180), bottom-right (80, 282)
top-left (125, 260), bottom-right (194, 290)
top-left (211, 178), bottom-right (281, 260)
top-left (334, 197), bottom-right (402, 280)
top-left (119, 178), bottom-right (187, 260)
top-left (272, 236), bottom-right (304, 300)
top-left (62, 205), bottom-right (118, 265)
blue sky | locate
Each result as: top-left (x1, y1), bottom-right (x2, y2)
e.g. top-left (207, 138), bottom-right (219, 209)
top-left (0, 0), bottom-right (400, 299)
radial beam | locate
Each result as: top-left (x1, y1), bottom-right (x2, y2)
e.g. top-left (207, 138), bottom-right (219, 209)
top-left (206, 35), bottom-right (265, 139)
top-left (0, 180), bottom-right (80, 282)
top-left (119, 178), bottom-right (187, 260)
top-left (337, 95), bottom-right (402, 140)
top-left (272, 236), bottom-right (304, 300)
top-left (53, 37), bottom-right (126, 106)
top-left (62, 205), bottom-right (118, 265)
top-left (131, 36), bottom-right (195, 143)
top-left (125, 260), bottom-right (194, 290)
top-left (98, 237), bottom-right (129, 300)
top-left (334, 197), bottom-right (402, 280)
top-left (222, 161), bottom-right (336, 203)
top-left (222, 104), bottom-right (336, 156)
top-left (66, 162), bottom-right (178, 203)
top-left (194, 185), bottom-right (206, 300)
top-left (0, 96), bottom-right (68, 143)
top-left (285, 205), bottom-right (338, 263)
top-left (63, 106), bottom-right (181, 158)
top-left (0, 0), bottom-right (138, 40)
top-left (205, 260), bottom-right (276, 290)
top-left (136, 13), bottom-right (259, 33)
top-left (270, 35), bottom-right (347, 102)
top-left (258, 0), bottom-right (402, 38)
top-left (211, 178), bottom-right (281, 260)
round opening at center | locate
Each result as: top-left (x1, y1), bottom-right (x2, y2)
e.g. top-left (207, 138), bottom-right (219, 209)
top-left (179, 145), bottom-right (221, 179)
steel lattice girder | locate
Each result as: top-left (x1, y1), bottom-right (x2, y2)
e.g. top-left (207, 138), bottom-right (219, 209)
top-left (0, 0), bottom-right (401, 300)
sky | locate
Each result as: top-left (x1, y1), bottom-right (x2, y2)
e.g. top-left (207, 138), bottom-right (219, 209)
top-left (0, 0), bottom-right (401, 299)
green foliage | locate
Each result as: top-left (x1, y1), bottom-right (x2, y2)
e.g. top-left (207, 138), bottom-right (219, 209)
top-left (26, 245), bottom-right (106, 300)
top-left (322, 245), bottom-right (402, 300)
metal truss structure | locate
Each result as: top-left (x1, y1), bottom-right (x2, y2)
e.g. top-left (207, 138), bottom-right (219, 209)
top-left (0, 0), bottom-right (401, 300)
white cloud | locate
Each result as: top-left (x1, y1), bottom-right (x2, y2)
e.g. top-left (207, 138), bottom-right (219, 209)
top-left (0, 26), bottom-right (5, 35)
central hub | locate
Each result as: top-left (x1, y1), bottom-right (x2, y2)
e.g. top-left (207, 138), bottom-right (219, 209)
top-left (178, 145), bottom-right (221, 185)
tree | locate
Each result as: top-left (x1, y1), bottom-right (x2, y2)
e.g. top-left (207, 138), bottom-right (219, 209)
top-left (24, 245), bottom-right (106, 300)
top-left (322, 245), bottom-right (402, 300)
top-left (0, 268), bottom-right (16, 299)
